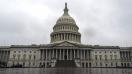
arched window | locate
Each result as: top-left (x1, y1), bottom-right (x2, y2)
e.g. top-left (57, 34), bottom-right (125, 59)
top-left (29, 55), bottom-right (32, 60)
top-left (95, 55), bottom-right (97, 60)
top-left (34, 55), bottom-right (36, 60)
top-left (18, 54), bottom-right (20, 60)
top-left (114, 55), bottom-right (117, 60)
top-left (13, 54), bottom-right (16, 59)
top-left (23, 54), bottom-right (26, 60)
top-left (110, 55), bottom-right (112, 60)
top-left (99, 55), bottom-right (102, 60)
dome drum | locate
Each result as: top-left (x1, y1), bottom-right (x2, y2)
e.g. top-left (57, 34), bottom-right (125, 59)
top-left (50, 32), bottom-right (81, 43)
top-left (53, 24), bottom-right (79, 32)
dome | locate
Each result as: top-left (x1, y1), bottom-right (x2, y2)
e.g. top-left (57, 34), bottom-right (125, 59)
top-left (56, 3), bottom-right (76, 25)
top-left (50, 3), bottom-right (81, 44)
top-left (56, 14), bottom-right (76, 24)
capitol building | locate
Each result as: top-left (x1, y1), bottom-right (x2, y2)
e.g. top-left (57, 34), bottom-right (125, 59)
top-left (0, 3), bottom-right (132, 68)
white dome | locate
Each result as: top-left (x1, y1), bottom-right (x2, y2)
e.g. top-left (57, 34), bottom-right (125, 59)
top-left (56, 3), bottom-right (76, 25)
top-left (50, 3), bottom-right (81, 44)
top-left (56, 15), bottom-right (76, 24)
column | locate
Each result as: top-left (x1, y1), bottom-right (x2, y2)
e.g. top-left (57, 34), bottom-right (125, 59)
top-left (69, 33), bottom-right (71, 41)
top-left (63, 49), bottom-right (65, 60)
top-left (59, 34), bottom-right (61, 41)
top-left (70, 49), bottom-right (72, 60)
top-left (67, 49), bottom-right (68, 60)
top-left (53, 49), bottom-right (54, 59)
top-left (74, 49), bottom-right (75, 59)
top-left (81, 50), bottom-right (82, 60)
top-left (84, 50), bottom-right (85, 60)
top-left (65, 33), bottom-right (67, 40)
top-left (62, 33), bottom-right (63, 40)
top-left (73, 34), bottom-right (74, 41)
top-left (56, 34), bottom-right (58, 41)
top-left (43, 50), bottom-right (44, 60)
top-left (53, 35), bottom-right (55, 41)
top-left (75, 35), bottom-right (77, 41)
top-left (42, 50), bottom-right (43, 60)
top-left (77, 49), bottom-right (79, 58)
top-left (54, 35), bottom-right (56, 41)
top-left (72, 34), bottom-right (74, 41)
top-left (77, 35), bottom-right (78, 42)
top-left (86, 50), bottom-right (88, 60)
top-left (71, 34), bottom-right (73, 41)
top-left (58, 34), bottom-right (60, 40)
top-left (67, 33), bottom-right (69, 40)
top-left (60, 49), bottom-right (61, 60)
top-left (45, 49), bottom-right (47, 60)
top-left (49, 50), bottom-right (51, 60)
top-left (56, 49), bottom-right (57, 59)
top-left (55, 34), bottom-right (57, 41)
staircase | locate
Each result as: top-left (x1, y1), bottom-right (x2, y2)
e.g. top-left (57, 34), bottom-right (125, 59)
top-left (55, 60), bottom-right (77, 68)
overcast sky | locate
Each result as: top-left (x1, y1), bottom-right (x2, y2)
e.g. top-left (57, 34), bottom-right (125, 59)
top-left (0, 0), bottom-right (132, 47)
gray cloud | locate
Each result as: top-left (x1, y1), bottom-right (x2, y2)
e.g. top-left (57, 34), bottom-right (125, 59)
top-left (0, 0), bottom-right (132, 47)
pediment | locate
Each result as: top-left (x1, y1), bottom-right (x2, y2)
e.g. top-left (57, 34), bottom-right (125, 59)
top-left (54, 41), bottom-right (76, 47)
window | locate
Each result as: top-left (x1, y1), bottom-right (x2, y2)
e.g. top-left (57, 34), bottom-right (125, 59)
top-left (111, 62), bottom-right (113, 66)
top-left (110, 55), bottom-right (112, 60)
top-left (95, 55), bottom-right (97, 60)
top-left (96, 62), bottom-right (98, 66)
top-left (114, 55), bottom-right (117, 60)
top-left (105, 55), bottom-right (107, 60)
top-left (100, 62), bottom-right (102, 66)
top-left (33, 62), bottom-right (35, 66)
top-left (13, 54), bottom-right (16, 59)
top-left (23, 62), bottom-right (25, 66)
top-left (23, 54), bottom-right (26, 60)
top-left (34, 55), bottom-right (36, 60)
top-left (116, 62), bottom-right (118, 67)
top-left (29, 55), bottom-right (32, 60)
top-left (18, 54), bottom-right (21, 60)
top-left (24, 51), bottom-right (26, 53)
top-left (29, 62), bottom-right (31, 66)
top-left (99, 55), bottom-right (102, 60)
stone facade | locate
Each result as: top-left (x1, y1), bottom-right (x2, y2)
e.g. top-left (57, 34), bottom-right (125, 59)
top-left (7, 45), bottom-right (40, 67)
top-left (0, 3), bottom-right (132, 68)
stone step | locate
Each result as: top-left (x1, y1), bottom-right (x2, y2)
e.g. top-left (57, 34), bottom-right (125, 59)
top-left (55, 60), bottom-right (77, 68)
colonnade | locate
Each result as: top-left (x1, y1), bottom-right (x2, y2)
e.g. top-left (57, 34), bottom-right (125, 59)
top-left (0, 50), bottom-right (10, 66)
top-left (40, 48), bottom-right (90, 61)
top-left (51, 33), bottom-right (81, 43)
top-left (120, 51), bottom-right (131, 61)
top-left (53, 25), bottom-right (78, 32)
top-left (120, 51), bottom-right (132, 67)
